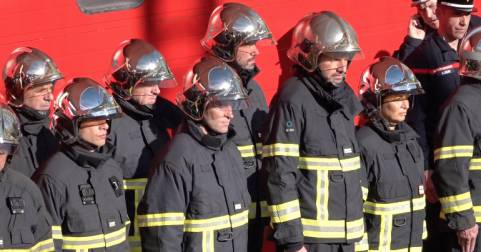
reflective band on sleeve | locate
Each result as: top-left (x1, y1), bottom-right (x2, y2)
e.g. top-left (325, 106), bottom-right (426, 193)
top-left (362, 187), bottom-right (368, 201)
top-left (434, 145), bottom-right (474, 160)
top-left (262, 143), bottom-right (299, 158)
top-left (248, 201), bottom-right (270, 219)
top-left (473, 206), bottom-right (481, 223)
top-left (62, 226), bottom-right (127, 250)
top-left (268, 199), bottom-right (301, 223)
top-left (183, 210), bottom-right (249, 232)
top-left (363, 196), bottom-right (426, 215)
top-left (439, 192), bottom-right (473, 214)
top-left (51, 225), bottom-right (62, 240)
top-left (299, 156), bottom-right (361, 172)
top-left (301, 217), bottom-right (364, 240)
top-left (237, 143), bottom-right (263, 158)
top-left (122, 178), bottom-right (148, 190)
top-left (470, 158), bottom-right (481, 170)
top-left (137, 212), bottom-right (185, 227)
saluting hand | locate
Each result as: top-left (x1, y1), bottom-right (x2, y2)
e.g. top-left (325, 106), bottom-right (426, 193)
top-left (408, 15), bottom-right (426, 40)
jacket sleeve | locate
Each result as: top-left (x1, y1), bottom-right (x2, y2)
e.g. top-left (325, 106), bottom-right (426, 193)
top-left (137, 161), bottom-right (190, 252)
top-left (262, 100), bottom-right (303, 249)
top-left (433, 103), bottom-right (476, 231)
top-left (394, 36), bottom-right (423, 62)
top-left (35, 174), bottom-right (66, 251)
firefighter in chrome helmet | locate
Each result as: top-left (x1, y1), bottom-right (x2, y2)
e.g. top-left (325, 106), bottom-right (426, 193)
top-left (432, 26), bottom-right (481, 252)
top-left (35, 77), bottom-right (130, 251)
top-left (138, 57), bottom-right (251, 251)
top-left (263, 11), bottom-right (364, 252)
top-left (357, 56), bottom-right (426, 251)
top-left (105, 38), bottom-right (183, 251)
top-left (2, 47), bottom-right (62, 177)
top-left (202, 5), bottom-right (274, 250)
top-left (0, 103), bottom-right (55, 251)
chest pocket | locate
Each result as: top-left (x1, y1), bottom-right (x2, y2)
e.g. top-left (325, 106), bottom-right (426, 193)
top-left (303, 109), bottom-right (337, 156)
top-left (189, 161), bottom-right (225, 217)
top-left (10, 229), bottom-right (34, 245)
top-left (374, 153), bottom-right (411, 201)
top-left (66, 205), bottom-right (102, 234)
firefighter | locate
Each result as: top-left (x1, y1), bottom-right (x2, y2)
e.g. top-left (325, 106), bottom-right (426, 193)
top-left (105, 38), bottom-right (183, 251)
top-left (263, 11), bottom-right (365, 252)
top-left (394, 0), bottom-right (439, 61)
top-left (2, 47), bottom-right (62, 178)
top-left (201, 3), bottom-right (275, 251)
top-left (357, 56), bottom-right (427, 251)
top-left (34, 78), bottom-right (130, 251)
top-left (433, 26), bottom-right (481, 252)
top-left (0, 103), bottom-right (54, 251)
top-left (137, 57), bottom-right (251, 252)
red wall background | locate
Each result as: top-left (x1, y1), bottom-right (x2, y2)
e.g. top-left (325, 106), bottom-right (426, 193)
top-left (1, 0), bottom-right (480, 104)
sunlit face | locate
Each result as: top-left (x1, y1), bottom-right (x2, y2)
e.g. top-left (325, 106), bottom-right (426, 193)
top-left (437, 5), bottom-right (471, 41)
top-left (235, 42), bottom-right (260, 70)
top-left (417, 0), bottom-right (439, 29)
top-left (78, 119), bottom-right (109, 148)
top-left (317, 54), bottom-right (349, 86)
top-left (380, 94), bottom-right (411, 127)
top-left (131, 82), bottom-right (160, 107)
top-left (202, 102), bottom-right (234, 134)
top-left (23, 83), bottom-right (53, 111)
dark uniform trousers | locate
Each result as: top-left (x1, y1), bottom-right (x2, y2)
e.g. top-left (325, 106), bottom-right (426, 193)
top-left (262, 72), bottom-right (365, 252)
top-left (0, 168), bottom-right (54, 251)
top-left (433, 79), bottom-right (481, 252)
top-left (137, 120), bottom-right (250, 252)
top-left (35, 145), bottom-right (130, 251)
top-left (357, 120), bottom-right (427, 252)
top-left (230, 78), bottom-right (269, 252)
top-left (109, 97), bottom-right (182, 251)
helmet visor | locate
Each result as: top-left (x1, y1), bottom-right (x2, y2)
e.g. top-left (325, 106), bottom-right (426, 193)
top-left (79, 86), bottom-right (122, 119)
top-left (384, 65), bottom-right (424, 95)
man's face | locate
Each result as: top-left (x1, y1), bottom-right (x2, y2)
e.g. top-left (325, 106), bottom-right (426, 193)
top-left (202, 102), bottom-right (234, 134)
top-left (78, 119), bottom-right (109, 148)
top-left (235, 42), bottom-right (260, 70)
top-left (22, 83), bottom-right (53, 111)
top-left (131, 82), bottom-right (160, 107)
top-left (317, 54), bottom-right (349, 86)
top-left (417, 0), bottom-right (439, 29)
top-left (437, 5), bottom-right (471, 41)
top-left (380, 94), bottom-right (411, 125)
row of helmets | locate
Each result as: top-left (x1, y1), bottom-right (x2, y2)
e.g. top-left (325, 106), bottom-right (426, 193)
top-left (1, 3), bottom-right (481, 150)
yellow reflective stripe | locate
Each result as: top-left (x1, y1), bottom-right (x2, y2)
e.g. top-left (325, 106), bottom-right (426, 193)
top-left (201, 230), bottom-right (214, 252)
top-left (137, 212), bottom-right (185, 227)
top-left (62, 226), bottom-right (127, 250)
top-left (354, 232), bottom-right (369, 252)
top-left (262, 143), bottom-right (299, 157)
top-left (122, 178), bottom-right (148, 190)
top-left (364, 196), bottom-right (426, 215)
top-left (317, 171), bottom-right (329, 220)
top-left (237, 143), bottom-right (263, 158)
top-left (299, 156), bottom-right (361, 172)
top-left (473, 206), bottom-right (481, 222)
top-left (422, 220), bottom-right (428, 240)
top-left (248, 201), bottom-right (269, 219)
top-left (434, 145), bottom-right (473, 160)
top-left (379, 215), bottom-right (392, 251)
top-left (0, 238), bottom-right (56, 252)
top-left (361, 186), bottom-right (368, 201)
top-left (184, 210), bottom-right (249, 232)
top-left (439, 192), bottom-right (473, 214)
top-left (301, 218), bottom-right (364, 240)
top-left (51, 225), bottom-right (62, 240)
top-left (268, 199), bottom-right (301, 223)
top-left (470, 158), bottom-right (481, 170)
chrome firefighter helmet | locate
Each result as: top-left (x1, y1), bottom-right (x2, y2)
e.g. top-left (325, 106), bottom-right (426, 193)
top-left (55, 77), bottom-right (122, 145)
top-left (459, 26), bottom-right (481, 80)
top-left (201, 2), bottom-right (275, 62)
top-left (359, 56), bottom-right (424, 111)
top-left (177, 57), bottom-right (248, 121)
top-left (2, 47), bottom-right (63, 106)
top-left (107, 39), bottom-right (176, 99)
top-left (287, 11), bottom-right (362, 72)
top-left (0, 104), bottom-right (21, 154)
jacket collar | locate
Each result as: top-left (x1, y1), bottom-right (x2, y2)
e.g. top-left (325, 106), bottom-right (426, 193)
top-left (369, 116), bottom-right (418, 144)
top-left (184, 119), bottom-right (234, 151)
top-left (62, 142), bottom-right (114, 168)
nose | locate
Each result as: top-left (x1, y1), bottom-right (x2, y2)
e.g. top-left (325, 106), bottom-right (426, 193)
top-left (152, 85), bottom-right (161, 95)
top-left (460, 14), bottom-right (469, 26)
top-left (401, 99), bottom-right (410, 110)
top-left (224, 105), bottom-right (234, 119)
top-left (252, 45), bottom-right (260, 56)
top-left (99, 121), bottom-right (109, 131)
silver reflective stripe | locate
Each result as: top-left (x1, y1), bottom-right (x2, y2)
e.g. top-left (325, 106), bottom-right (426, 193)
top-left (137, 215), bottom-right (185, 227)
top-left (441, 197), bottom-right (473, 211)
top-left (434, 146), bottom-right (473, 160)
top-left (318, 171), bottom-right (328, 220)
top-left (203, 231), bottom-right (214, 252)
top-left (123, 178), bottom-right (148, 190)
top-left (379, 215), bottom-right (392, 251)
top-left (302, 223), bottom-right (345, 233)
